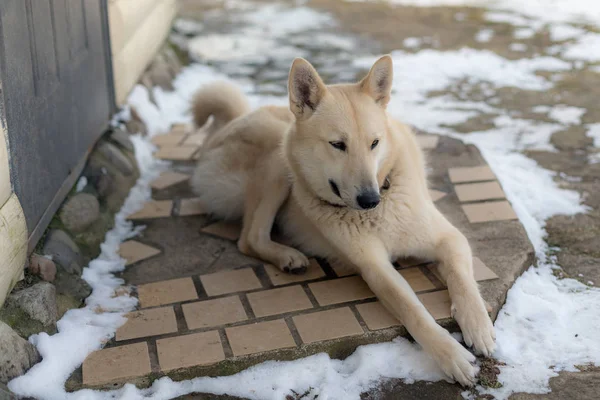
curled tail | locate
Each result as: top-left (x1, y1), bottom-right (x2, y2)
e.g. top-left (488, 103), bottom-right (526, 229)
top-left (191, 81), bottom-right (251, 132)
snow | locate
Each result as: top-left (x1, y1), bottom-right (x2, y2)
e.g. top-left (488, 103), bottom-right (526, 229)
top-left (562, 33), bottom-right (600, 62)
top-left (475, 28), bottom-right (494, 43)
top-left (587, 124), bottom-right (600, 147)
top-left (75, 177), bottom-right (87, 192)
top-left (549, 24), bottom-right (586, 41)
top-left (513, 28), bottom-right (536, 39)
top-left (546, 105), bottom-right (586, 126)
top-left (403, 37), bottom-right (423, 49)
top-left (509, 43), bottom-right (527, 52)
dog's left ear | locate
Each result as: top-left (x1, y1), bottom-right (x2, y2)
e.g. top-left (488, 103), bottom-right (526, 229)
top-left (360, 55), bottom-right (393, 107)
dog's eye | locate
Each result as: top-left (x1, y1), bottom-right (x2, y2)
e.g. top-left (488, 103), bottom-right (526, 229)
top-left (371, 139), bottom-right (379, 150)
top-left (330, 141), bottom-right (347, 151)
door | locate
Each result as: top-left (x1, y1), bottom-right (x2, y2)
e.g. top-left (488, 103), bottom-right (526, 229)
top-left (0, 0), bottom-right (114, 238)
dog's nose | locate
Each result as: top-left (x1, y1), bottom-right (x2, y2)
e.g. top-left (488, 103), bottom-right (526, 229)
top-left (356, 190), bottom-right (380, 210)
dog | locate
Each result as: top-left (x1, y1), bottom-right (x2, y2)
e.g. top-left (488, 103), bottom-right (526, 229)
top-left (190, 56), bottom-right (496, 386)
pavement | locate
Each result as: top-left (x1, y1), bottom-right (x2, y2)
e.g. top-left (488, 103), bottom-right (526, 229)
top-left (72, 0), bottom-right (600, 398)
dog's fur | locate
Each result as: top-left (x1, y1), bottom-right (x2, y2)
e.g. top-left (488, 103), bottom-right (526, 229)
top-left (190, 56), bottom-right (496, 386)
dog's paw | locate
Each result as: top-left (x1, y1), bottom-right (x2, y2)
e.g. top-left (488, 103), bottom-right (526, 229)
top-left (276, 248), bottom-right (310, 274)
top-left (451, 297), bottom-right (496, 357)
top-left (428, 330), bottom-right (478, 387)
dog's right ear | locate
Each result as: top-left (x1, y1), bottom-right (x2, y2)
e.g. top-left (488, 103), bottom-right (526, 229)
top-left (288, 58), bottom-right (326, 120)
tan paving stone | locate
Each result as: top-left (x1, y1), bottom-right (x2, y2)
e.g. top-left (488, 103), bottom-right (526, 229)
top-left (416, 135), bottom-right (439, 150)
top-left (293, 307), bottom-right (363, 344)
top-left (200, 221), bottom-right (241, 241)
top-left (150, 171), bottom-right (190, 190)
top-left (82, 342), bottom-right (151, 386)
top-left (179, 198), bottom-right (206, 216)
top-left (247, 286), bottom-right (313, 317)
top-left (157, 331), bottom-right (224, 372)
top-left (309, 276), bottom-right (374, 306)
top-left (151, 133), bottom-right (186, 146)
top-left (170, 123), bottom-right (191, 135)
top-left (137, 277), bottom-right (198, 308)
top-left (264, 259), bottom-right (326, 285)
top-left (418, 290), bottom-right (452, 320)
top-left (448, 166), bottom-right (496, 183)
top-left (154, 146), bottom-right (199, 161)
top-left (462, 200), bottom-right (518, 223)
top-left (473, 257), bottom-right (499, 281)
top-left (429, 189), bottom-right (447, 202)
top-left (118, 240), bottom-right (161, 266)
top-left (116, 307), bottom-right (178, 341)
top-left (329, 260), bottom-right (356, 277)
top-left (182, 295), bottom-right (248, 329)
top-left (226, 319), bottom-right (295, 356)
top-left (356, 301), bottom-right (401, 330)
top-left (200, 268), bottom-right (262, 296)
top-left (127, 200), bottom-right (173, 220)
top-left (399, 268), bottom-right (436, 292)
top-left (183, 133), bottom-right (207, 146)
top-left (454, 181), bottom-right (505, 202)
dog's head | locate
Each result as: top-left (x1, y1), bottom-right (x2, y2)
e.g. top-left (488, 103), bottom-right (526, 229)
top-left (285, 55), bottom-right (395, 210)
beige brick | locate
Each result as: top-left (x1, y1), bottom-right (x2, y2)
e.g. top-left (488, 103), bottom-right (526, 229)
top-left (473, 257), bottom-right (499, 281)
top-left (418, 290), bottom-right (452, 320)
top-left (116, 307), bottom-right (178, 341)
top-left (416, 135), bottom-right (439, 150)
top-left (127, 200), bottom-right (173, 220)
top-left (264, 259), bottom-right (325, 285)
top-left (429, 189), bottom-right (447, 202)
top-left (118, 241), bottom-right (161, 266)
top-left (399, 268), bottom-right (436, 292)
top-left (200, 268), bottom-right (262, 296)
top-left (248, 286), bottom-right (313, 317)
top-left (82, 342), bottom-right (151, 386)
top-left (151, 171), bottom-right (190, 190)
top-left (454, 181), bottom-right (505, 202)
top-left (309, 276), bottom-right (374, 306)
top-left (137, 277), bottom-right (198, 308)
top-left (462, 201), bottom-right (517, 223)
top-left (201, 221), bottom-right (241, 241)
top-left (293, 307), bottom-right (363, 344)
top-left (154, 146), bottom-right (198, 161)
top-left (448, 166), bottom-right (496, 183)
top-left (151, 133), bottom-right (186, 146)
top-left (157, 331), bottom-right (224, 372)
top-left (183, 133), bottom-right (207, 146)
top-left (182, 296), bottom-right (248, 329)
top-left (356, 302), bottom-right (401, 330)
top-left (179, 198), bottom-right (206, 216)
top-left (226, 319), bottom-right (295, 356)
top-left (329, 260), bottom-right (356, 277)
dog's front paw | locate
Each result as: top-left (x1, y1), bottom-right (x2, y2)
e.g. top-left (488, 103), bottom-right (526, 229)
top-left (451, 296), bottom-right (496, 357)
top-left (276, 248), bottom-right (310, 275)
top-left (427, 330), bottom-right (478, 387)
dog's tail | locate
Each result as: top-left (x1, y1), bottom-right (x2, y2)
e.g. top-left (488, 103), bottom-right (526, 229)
top-left (191, 81), bottom-right (251, 131)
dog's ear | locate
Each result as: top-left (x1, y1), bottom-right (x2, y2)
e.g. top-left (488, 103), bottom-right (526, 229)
top-left (288, 58), bottom-right (327, 120)
top-left (360, 55), bottom-right (393, 107)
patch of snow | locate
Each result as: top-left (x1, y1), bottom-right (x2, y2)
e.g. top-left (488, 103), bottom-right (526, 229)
top-left (547, 105), bottom-right (586, 125)
top-left (562, 33), bottom-right (600, 62)
top-left (75, 176), bottom-right (87, 192)
top-left (403, 37), bottom-right (423, 48)
top-left (587, 123), bottom-right (600, 147)
top-left (475, 28), bottom-right (494, 43)
top-left (173, 18), bottom-right (204, 36)
top-left (513, 27), bottom-right (536, 39)
top-left (549, 24), bottom-right (586, 41)
top-left (509, 43), bottom-right (527, 52)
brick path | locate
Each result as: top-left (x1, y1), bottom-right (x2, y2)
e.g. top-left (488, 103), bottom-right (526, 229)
top-left (73, 124), bottom-right (526, 390)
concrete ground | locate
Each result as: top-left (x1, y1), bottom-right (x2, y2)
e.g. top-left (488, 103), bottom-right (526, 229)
top-left (79, 0), bottom-right (600, 398)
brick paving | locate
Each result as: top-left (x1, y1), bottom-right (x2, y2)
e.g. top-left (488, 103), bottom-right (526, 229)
top-left (77, 125), bottom-right (522, 389)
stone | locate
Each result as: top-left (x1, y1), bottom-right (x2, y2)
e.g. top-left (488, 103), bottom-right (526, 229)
top-left (54, 268), bottom-right (92, 302)
top-left (0, 321), bottom-right (40, 384)
top-left (110, 128), bottom-right (134, 152)
top-left (148, 56), bottom-right (174, 90)
top-left (95, 173), bottom-right (114, 198)
top-left (28, 254), bottom-right (56, 282)
top-left (125, 108), bottom-right (147, 135)
top-left (43, 230), bottom-right (85, 275)
top-left (59, 193), bottom-right (100, 233)
top-left (8, 282), bottom-right (58, 327)
top-left (97, 142), bottom-right (134, 176)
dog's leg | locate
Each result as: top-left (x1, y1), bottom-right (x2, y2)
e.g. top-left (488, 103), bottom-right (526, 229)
top-left (238, 170), bottom-right (309, 273)
top-left (347, 238), bottom-right (477, 386)
top-left (433, 227), bottom-right (496, 357)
